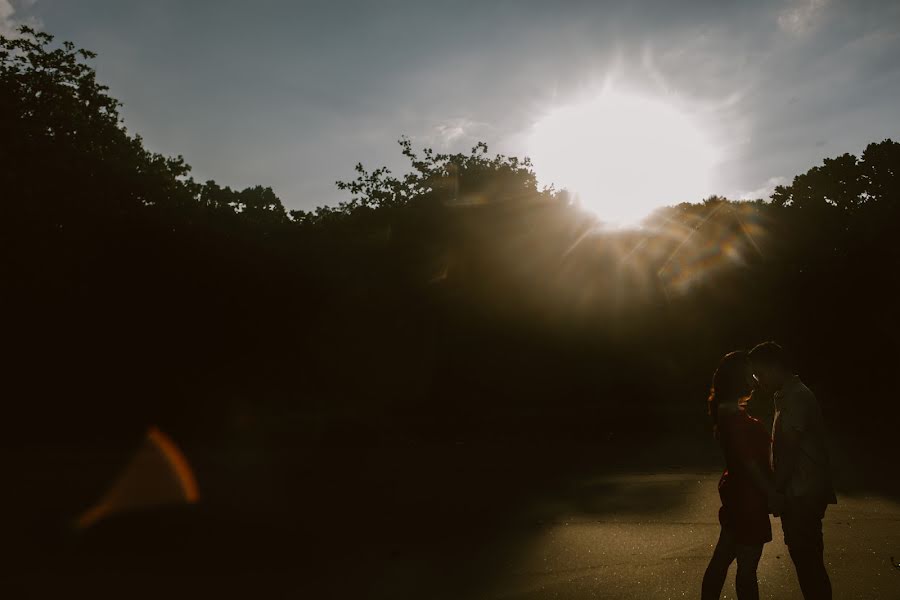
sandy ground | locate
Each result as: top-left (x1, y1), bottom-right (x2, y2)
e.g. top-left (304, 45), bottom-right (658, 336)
top-left (472, 471), bottom-right (900, 599)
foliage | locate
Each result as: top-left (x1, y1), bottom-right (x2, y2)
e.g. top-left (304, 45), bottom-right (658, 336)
top-left (0, 26), bottom-right (287, 223)
top-left (770, 140), bottom-right (900, 211)
top-left (288, 137), bottom-right (550, 226)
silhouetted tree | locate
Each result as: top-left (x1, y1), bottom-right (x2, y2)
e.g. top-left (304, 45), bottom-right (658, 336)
top-left (769, 140), bottom-right (900, 211)
top-left (860, 139), bottom-right (900, 204)
top-left (3, 26), bottom-right (899, 505)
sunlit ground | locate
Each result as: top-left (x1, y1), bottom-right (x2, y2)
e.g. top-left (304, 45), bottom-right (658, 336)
top-left (478, 473), bottom-right (900, 599)
top-left (9, 428), bottom-right (899, 598)
top-left (527, 90), bottom-right (719, 227)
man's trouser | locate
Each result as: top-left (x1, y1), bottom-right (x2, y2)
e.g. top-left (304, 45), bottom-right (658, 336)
top-left (782, 497), bottom-right (832, 600)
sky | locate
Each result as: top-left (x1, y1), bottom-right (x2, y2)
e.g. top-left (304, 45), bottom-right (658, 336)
top-left (3, 0), bottom-right (900, 213)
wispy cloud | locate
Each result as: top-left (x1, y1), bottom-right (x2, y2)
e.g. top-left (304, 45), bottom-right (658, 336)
top-left (736, 176), bottom-right (789, 201)
top-left (0, 0), bottom-right (39, 38)
top-left (0, 1), bottom-right (16, 36)
top-left (430, 117), bottom-right (493, 148)
top-left (778, 0), bottom-right (828, 35)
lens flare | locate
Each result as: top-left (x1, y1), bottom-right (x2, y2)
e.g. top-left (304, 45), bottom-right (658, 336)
top-left (76, 426), bottom-right (199, 529)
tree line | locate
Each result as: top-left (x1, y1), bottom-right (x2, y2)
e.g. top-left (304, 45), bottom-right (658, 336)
top-left (3, 27), bottom-right (898, 457)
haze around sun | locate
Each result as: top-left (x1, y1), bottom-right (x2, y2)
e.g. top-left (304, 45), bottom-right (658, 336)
top-left (526, 90), bottom-right (720, 227)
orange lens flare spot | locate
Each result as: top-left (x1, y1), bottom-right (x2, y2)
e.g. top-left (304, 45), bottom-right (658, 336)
top-left (75, 426), bottom-right (199, 530)
top-left (147, 426), bottom-right (200, 503)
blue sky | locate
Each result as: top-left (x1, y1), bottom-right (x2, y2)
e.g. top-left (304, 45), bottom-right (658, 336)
top-left (4, 0), bottom-right (899, 212)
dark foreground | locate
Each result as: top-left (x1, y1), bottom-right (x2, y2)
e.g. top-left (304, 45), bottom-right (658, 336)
top-left (5, 429), bottom-right (899, 599)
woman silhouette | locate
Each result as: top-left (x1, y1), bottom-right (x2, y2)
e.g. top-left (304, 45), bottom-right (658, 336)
top-left (701, 351), bottom-right (776, 600)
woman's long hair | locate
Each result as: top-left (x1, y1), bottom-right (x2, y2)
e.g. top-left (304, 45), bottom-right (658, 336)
top-left (708, 351), bottom-right (753, 438)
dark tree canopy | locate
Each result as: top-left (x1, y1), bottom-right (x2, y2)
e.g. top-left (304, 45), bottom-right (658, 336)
top-left (770, 139), bottom-right (900, 210)
top-left (2, 25), bottom-right (899, 492)
top-left (0, 27), bottom-right (288, 225)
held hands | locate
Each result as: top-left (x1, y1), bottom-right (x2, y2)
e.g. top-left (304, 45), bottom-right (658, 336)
top-left (767, 489), bottom-right (786, 517)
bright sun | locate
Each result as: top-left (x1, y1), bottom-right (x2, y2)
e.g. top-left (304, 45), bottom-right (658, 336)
top-left (527, 91), bottom-right (718, 227)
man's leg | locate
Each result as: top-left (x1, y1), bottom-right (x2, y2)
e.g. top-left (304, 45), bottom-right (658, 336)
top-left (734, 542), bottom-right (763, 600)
top-left (783, 502), bottom-right (831, 600)
top-left (702, 527), bottom-right (737, 600)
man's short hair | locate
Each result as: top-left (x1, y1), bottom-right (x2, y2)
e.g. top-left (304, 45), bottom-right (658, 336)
top-left (748, 341), bottom-right (789, 370)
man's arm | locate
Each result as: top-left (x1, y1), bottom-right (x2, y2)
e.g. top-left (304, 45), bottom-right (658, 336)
top-left (774, 392), bottom-right (810, 493)
top-left (774, 424), bottom-right (801, 492)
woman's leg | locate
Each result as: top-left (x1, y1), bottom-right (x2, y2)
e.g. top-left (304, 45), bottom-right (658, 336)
top-left (733, 542), bottom-right (764, 600)
top-left (701, 527), bottom-right (736, 600)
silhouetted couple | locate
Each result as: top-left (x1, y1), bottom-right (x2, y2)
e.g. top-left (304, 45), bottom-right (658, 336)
top-left (701, 342), bottom-right (837, 600)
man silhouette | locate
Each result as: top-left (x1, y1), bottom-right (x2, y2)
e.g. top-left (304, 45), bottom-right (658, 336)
top-left (749, 342), bottom-right (837, 600)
